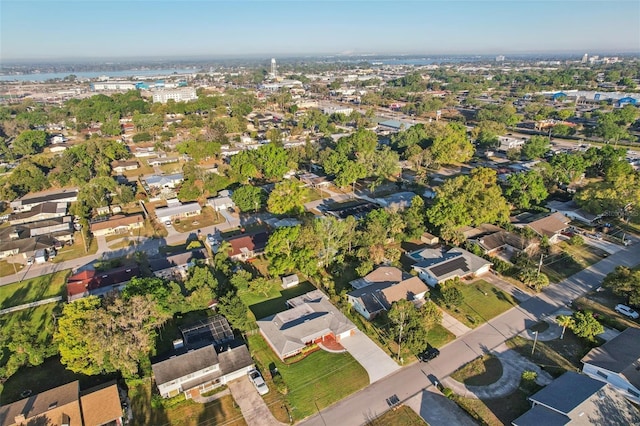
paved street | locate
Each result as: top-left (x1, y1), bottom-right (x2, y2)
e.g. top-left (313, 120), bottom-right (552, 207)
top-left (299, 245), bottom-right (639, 426)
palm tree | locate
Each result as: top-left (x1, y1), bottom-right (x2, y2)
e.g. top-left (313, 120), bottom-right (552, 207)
top-left (556, 314), bottom-right (574, 340)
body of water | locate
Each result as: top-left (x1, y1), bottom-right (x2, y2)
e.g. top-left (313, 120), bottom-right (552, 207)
top-left (0, 68), bottom-right (199, 82)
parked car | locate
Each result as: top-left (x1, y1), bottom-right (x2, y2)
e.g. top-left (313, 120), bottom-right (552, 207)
top-left (248, 369), bottom-right (269, 395)
top-left (614, 304), bottom-right (639, 319)
top-left (418, 347), bottom-right (440, 362)
top-left (165, 220), bottom-right (172, 226)
top-left (26, 257), bottom-right (34, 265)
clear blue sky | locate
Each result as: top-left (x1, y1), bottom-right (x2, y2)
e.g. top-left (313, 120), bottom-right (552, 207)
top-left (1, 1), bottom-right (639, 61)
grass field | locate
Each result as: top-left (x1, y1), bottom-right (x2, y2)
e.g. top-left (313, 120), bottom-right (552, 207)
top-left (238, 280), bottom-right (316, 321)
top-left (436, 280), bottom-right (518, 328)
top-left (247, 334), bottom-right (369, 422)
top-left (0, 269), bottom-right (70, 309)
top-left (128, 378), bottom-right (246, 426)
top-left (52, 232), bottom-right (98, 263)
top-left (368, 406), bottom-right (427, 425)
top-left (425, 323), bottom-right (456, 349)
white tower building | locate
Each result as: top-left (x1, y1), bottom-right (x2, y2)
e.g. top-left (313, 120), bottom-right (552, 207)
top-left (271, 58), bottom-right (277, 79)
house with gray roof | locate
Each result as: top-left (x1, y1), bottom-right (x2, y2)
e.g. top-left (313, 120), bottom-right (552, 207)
top-left (152, 343), bottom-right (254, 399)
top-left (347, 267), bottom-right (429, 320)
top-left (155, 202), bottom-right (201, 224)
top-left (411, 247), bottom-right (492, 287)
top-left (144, 173), bottom-right (184, 189)
top-left (512, 371), bottom-right (640, 426)
top-left (547, 200), bottom-right (601, 225)
top-left (581, 327), bottom-right (640, 404)
top-left (257, 290), bottom-right (356, 360)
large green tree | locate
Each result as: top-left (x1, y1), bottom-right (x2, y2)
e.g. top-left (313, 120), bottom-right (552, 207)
top-left (267, 180), bottom-right (308, 215)
top-left (13, 130), bottom-right (47, 156)
top-left (232, 185), bottom-right (266, 212)
top-left (603, 266), bottom-right (640, 306)
top-left (505, 170), bottom-right (549, 209)
top-left (521, 135), bottom-right (549, 160)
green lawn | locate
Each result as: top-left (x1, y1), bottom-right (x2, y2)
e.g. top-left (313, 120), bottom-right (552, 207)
top-left (425, 323), bottom-right (456, 349)
top-left (238, 280), bottom-right (317, 320)
top-left (173, 207), bottom-right (225, 233)
top-left (52, 232), bottom-right (98, 263)
top-left (247, 334), bottom-right (369, 422)
top-left (0, 270), bottom-right (70, 309)
top-left (542, 242), bottom-right (607, 283)
top-left (0, 260), bottom-right (24, 277)
top-left (450, 355), bottom-right (503, 386)
top-left (436, 280), bottom-right (519, 328)
top-left (128, 378), bottom-right (246, 426)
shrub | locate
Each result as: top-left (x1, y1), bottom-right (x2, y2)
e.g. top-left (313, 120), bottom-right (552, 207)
top-left (272, 374), bottom-right (289, 395)
top-left (569, 235), bottom-right (584, 246)
top-left (133, 132), bottom-right (152, 142)
top-left (442, 387), bottom-right (454, 399)
top-left (522, 370), bottom-right (538, 381)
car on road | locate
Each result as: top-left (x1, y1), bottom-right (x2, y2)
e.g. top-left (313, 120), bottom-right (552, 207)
top-left (165, 220), bottom-right (172, 226)
top-left (615, 304), bottom-right (639, 319)
top-left (418, 347), bottom-right (440, 362)
top-left (27, 257), bottom-right (34, 265)
top-left (248, 369), bottom-right (269, 395)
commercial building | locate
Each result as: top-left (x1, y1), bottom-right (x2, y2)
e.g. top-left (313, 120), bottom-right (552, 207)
top-left (152, 87), bottom-right (197, 103)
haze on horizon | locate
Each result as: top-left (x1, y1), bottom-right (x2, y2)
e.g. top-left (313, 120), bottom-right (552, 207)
top-left (1, 0), bottom-right (639, 62)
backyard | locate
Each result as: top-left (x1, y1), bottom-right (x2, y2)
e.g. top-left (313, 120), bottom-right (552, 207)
top-left (128, 378), bottom-right (246, 426)
top-left (247, 334), bottom-right (369, 422)
top-left (0, 269), bottom-right (70, 309)
top-left (435, 280), bottom-right (519, 328)
top-left (237, 279), bottom-right (317, 321)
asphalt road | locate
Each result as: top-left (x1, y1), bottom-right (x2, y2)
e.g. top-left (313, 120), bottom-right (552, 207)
top-left (299, 245), bottom-right (640, 426)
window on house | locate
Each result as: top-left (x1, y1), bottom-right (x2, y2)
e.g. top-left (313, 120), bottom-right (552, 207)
top-left (628, 388), bottom-right (640, 398)
top-left (596, 370), bottom-right (608, 379)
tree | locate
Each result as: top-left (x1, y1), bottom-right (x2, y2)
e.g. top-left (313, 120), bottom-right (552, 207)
top-left (388, 299), bottom-right (429, 360)
top-left (556, 314), bottom-right (574, 340)
top-left (249, 277), bottom-right (274, 298)
top-left (267, 180), bottom-right (308, 215)
top-left (505, 170), bottom-right (549, 209)
top-left (603, 266), bottom-right (640, 306)
top-left (430, 122), bottom-right (474, 165)
top-left (440, 283), bottom-right (463, 307)
top-left (218, 293), bottom-right (254, 331)
top-left (232, 185), bottom-right (266, 212)
top-left (521, 136), bottom-right (549, 160)
top-left (13, 130), bottom-right (47, 156)
top-left (403, 196), bottom-right (426, 240)
top-left (570, 311), bottom-right (604, 340)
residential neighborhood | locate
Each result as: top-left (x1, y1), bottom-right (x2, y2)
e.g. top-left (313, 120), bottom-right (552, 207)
top-left (1, 13), bottom-right (640, 426)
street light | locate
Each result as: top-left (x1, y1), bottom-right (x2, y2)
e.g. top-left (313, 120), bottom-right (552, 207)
top-left (531, 331), bottom-right (539, 356)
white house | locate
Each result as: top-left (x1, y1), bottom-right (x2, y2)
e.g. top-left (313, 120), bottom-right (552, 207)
top-left (207, 194), bottom-right (235, 212)
top-left (411, 247), bottom-right (492, 287)
top-left (581, 327), bottom-right (640, 404)
top-left (155, 202), bottom-right (201, 224)
top-left (152, 344), bottom-right (254, 399)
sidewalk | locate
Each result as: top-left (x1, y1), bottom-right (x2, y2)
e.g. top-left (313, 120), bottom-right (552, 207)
top-left (440, 310), bottom-right (472, 337)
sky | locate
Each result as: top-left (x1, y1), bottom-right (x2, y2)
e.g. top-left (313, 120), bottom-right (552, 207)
top-left (1, 0), bottom-right (639, 61)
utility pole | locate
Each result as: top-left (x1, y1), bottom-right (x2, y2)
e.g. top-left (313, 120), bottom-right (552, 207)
top-left (537, 253), bottom-right (544, 278)
top-left (531, 331), bottom-right (539, 356)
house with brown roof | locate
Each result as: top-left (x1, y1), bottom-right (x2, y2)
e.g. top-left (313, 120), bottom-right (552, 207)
top-left (67, 265), bottom-right (140, 301)
top-left (227, 232), bottom-right (269, 261)
top-left (581, 327), bottom-right (640, 404)
top-left (90, 214), bottom-right (144, 237)
top-left (521, 212), bottom-right (570, 244)
top-left (0, 380), bottom-right (122, 426)
top-left (347, 267), bottom-right (430, 320)
top-left (465, 224), bottom-right (536, 260)
top-left (111, 160), bottom-right (139, 174)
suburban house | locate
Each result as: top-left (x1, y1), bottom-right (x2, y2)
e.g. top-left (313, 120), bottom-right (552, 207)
top-left (152, 343), bottom-right (254, 399)
top-left (9, 202), bottom-right (67, 225)
top-left (227, 232), bottom-right (269, 261)
top-left (155, 202), bottom-right (201, 224)
top-left (512, 372), bottom-right (640, 426)
top-left (547, 200), bottom-right (601, 226)
top-left (374, 191), bottom-right (418, 210)
top-left (520, 212), bottom-right (571, 244)
top-left (0, 235), bottom-right (58, 260)
top-left (347, 267), bottom-right (430, 320)
top-left (9, 188), bottom-right (78, 213)
top-left (0, 380), bottom-right (122, 426)
top-left (411, 247), bottom-right (492, 287)
top-left (90, 214), bottom-right (144, 237)
top-left (464, 224), bottom-right (535, 259)
top-left (149, 248), bottom-right (208, 280)
top-left (144, 173), bottom-right (184, 190)
top-left (111, 160), bottom-right (139, 174)
top-left (581, 327), bottom-right (640, 404)
top-left (207, 191), bottom-right (235, 211)
top-left (66, 265), bottom-right (140, 301)
top-left (148, 157), bottom-right (180, 167)
top-left (257, 290), bottom-right (356, 361)
top-left (0, 217), bottom-right (73, 245)
top-left (497, 135), bottom-right (526, 152)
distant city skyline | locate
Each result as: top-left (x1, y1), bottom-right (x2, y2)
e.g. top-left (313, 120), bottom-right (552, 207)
top-left (1, 1), bottom-right (639, 61)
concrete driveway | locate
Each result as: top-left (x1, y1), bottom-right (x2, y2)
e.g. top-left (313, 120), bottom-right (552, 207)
top-left (227, 375), bottom-right (285, 426)
top-left (405, 388), bottom-right (476, 426)
top-left (340, 330), bottom-right (400, 383)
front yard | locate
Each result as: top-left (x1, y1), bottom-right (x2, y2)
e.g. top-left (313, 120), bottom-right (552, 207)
top-left (128, 378), bottom-right (246, 426)
top-left (541, 242), bottom-right (607, 283)
top-left (573, 288), bottom-right (638, 330)
top-left (435, 280), bottom-right (519, 328)
top-left (52, 232), bottom-right (98, 263)
top-left (0, 260), bottom-right (24, 277)
top-left (172, 206), bottom-right (225, 233)
top-left (369, 406), bottom-right (426, 425)
top-left (247, 333), bottom-right (369, 422)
